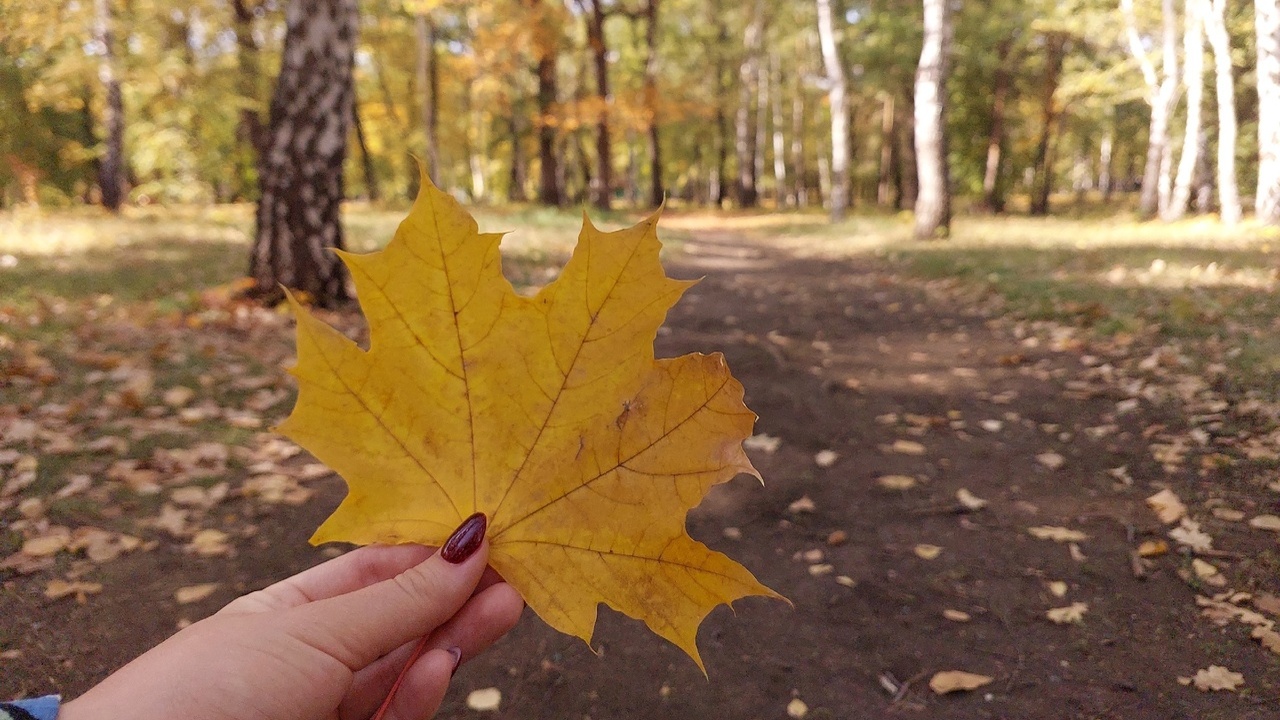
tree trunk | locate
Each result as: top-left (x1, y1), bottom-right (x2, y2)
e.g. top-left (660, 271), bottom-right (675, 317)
top-left (232, 0), bottom-right (265, 194)
top-left (1205, 0), bottom-right (1240, 223)
top-left (637, 0), bottom-right (663, 207)
top-left (1123, 0), bottom-right (1181, 218)
top-left (982, 38), bottom-right (1014, 213)
top-left (735, 0), bottom-right (764, 208)
top-left (877, 94), bottom-right (895, 207)
top-left (526, 0), bottom-right (562, 206)
top-left (249, 0), bottom-right (356, 308)
top-left (792, 77), bottom-right (808, 207)
top-left (816, 0), bottom-right (849, 221)
top-left (415, 12), bottom-right (440, 183)
top-left (94, 0), bottom-right (125, 212)
top-left (1099, 128), bottom-right (1114, 201)
top-left (583, 0), bottom-right (613, 209)
top-left (1257, 0), bottom-right (1280, 223)
top-left (1166, 0), bottom-right (1206, 220)
top-left (709, 0), bottom-right (730, 206)
top-left (913, 0), bottom-right (951, 239)
top-left (351, 89), bottom-right (380, 201)
top-left (1030, 33), bottom-right (1066, 217)
top-left (770, 54), bottom-right (789, 207)
top-left (896, 88), bottom-right (918, 209)
top-left (509, 112), bottom-right (527, 202)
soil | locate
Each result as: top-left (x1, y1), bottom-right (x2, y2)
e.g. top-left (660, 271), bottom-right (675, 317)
top-left (4, 227), bottom-right (1280, 719)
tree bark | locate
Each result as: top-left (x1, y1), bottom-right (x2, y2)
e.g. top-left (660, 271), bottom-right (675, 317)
top-left (1166, 0), bottom-right (1206, 220)
top-left (770, 53), bottom-right (788, 207)
top-left (526, 0), bottom-right (562, 206)
top-left (1205, 0), bottom-right (1240, 223)
top-left (913, 0), bottom-right (952, 239)
top-left (249, 0), bottom-right (356, 308)
top-left (1030, 33), bottom-right (1066, 216)
top-left (509, 111), bottom-right (527, 202)
top-left (1257, 0), bottom-right (1280, 223)
top-left (1099, 128), bottom-right (1114, 201)
top-left (635, 0), bottom-right (663, 207)
top-left (735, 0), bottom-right (764, 208)
top-left (877, 94), bottom-right (895, 207)
top-left (792, 76), bottom-right (808, 207)
top-left (1123, 0), bottom-right (1181, 219)
top-left (94, 0), bottom-right (125, 212)
top-left (816, 0), bottom-right (849, 221)
top-left (231, 0), bottom-right (265, 193)
top-left (982, 38), bottom-right (1014, 213)
top-left (415, 12), bottom-right (440, 183)
top-left (351, 89), bottom-right (380, 201)
top-left (583, 0), bottom-right (613, 209)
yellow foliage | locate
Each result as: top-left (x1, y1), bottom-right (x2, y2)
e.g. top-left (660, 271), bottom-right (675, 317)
top-left (280, 169), bottom-right (782, 670)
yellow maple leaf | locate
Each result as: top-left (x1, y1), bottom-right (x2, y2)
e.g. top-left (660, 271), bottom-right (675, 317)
top-left (279, 175), bottom-right (783, 670)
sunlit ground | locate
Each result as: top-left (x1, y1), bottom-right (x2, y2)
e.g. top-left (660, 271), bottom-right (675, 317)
top-left (3, 201), bottom-right (1278, 386)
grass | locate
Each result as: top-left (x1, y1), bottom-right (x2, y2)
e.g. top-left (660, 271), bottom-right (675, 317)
top-left (3, 202), bottom-right (1277, 389)
top-left (711, 210), bottom-right (1280, 391)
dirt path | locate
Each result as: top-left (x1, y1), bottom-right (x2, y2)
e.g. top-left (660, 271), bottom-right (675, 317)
top-left (4, 227), bottom-right (1279, 718)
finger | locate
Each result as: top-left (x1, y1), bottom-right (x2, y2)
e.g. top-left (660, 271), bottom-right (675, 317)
top-left (381, 648), bottom-right (456, 720)
top-left (420, 582), bottom-right (524, 669)
top-left (340, 583), bottom-right (524, 719)
top-left (221, 544), bottom-right (434, 615)
top-left (338, 638), bottom-right (420, 720)
top-left (284, 536), bottom-right (490, 668)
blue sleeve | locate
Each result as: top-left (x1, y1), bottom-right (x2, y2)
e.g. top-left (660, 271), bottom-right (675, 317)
top-left (0, 695), bottom-right (61, 720)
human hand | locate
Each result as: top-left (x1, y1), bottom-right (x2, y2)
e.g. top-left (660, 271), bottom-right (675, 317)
top-left (60, 513), bottom-right (523, 720)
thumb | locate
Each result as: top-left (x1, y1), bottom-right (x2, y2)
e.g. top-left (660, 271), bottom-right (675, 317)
top-left (284, 513), bottom-right (490, 668)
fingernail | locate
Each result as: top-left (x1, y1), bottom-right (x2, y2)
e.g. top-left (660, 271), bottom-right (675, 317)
top-left (446, 646), bottom-right (462, 676)
top-left (440, 512), bottom-right (486, 564)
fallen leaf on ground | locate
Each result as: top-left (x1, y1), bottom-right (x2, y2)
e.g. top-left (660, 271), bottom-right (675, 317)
top-left (1145, 488), bottom-right (1187, 524)
top-left (722, 527), bottom-right (742, 540)
top-left (1036, 452), bottom-right (1065, 470)
top-left (929, 670), bottom-right (993, 695)
top-left (786, 698), bottom-right (808, 719)
top-left (1047, 580), bottom-right (1068, 597)
top-left (1046, 602), bottom-right (1088, 624)
top-left (279, 177), bottom-right (782, 669)
top-left (466, 687), bottom-right (502, 712)
top-left (835, 575), bottom-right (856, 587)
top-left (1254, 593), bottom-right (1280, 616)
top-left (1248, 514), bottom-right (1280, 531)
top-left (1028, 526), bottom-right (1089, 543)
top-left (1169, 519), bottom-right (1213, 552)
top-left (1179, 666), bottom-right (1243, 692)
top-left (175, 584), bottom-right (219, 604)
top-left (943, 609), bottom-right (971, 622)
top-left (788, 496), bottom-right (816, 513)
top-left (814, 450), bottom-right (839, 468)
top-left (876, 475), bottom-right (917, 490)
top-left (1252, 626), bottom-right (1280, 655)
top-left (1192, 558), bottom-right (1227, 587)
top-left (956, 488), bottom-right (987, 511)
top-left (44, 579), bottom-right (103, 601)
top-left (743, 434), bottom-right (781, 453)
top-left (826, 530), bottom-right (847, 546)
top-left (808, 564), bottom-right (833, 576)
top-left (891, 439), bottom-right (925, 455)
top-left (1211, 508), bottom-right (1245, 521)
top-left (914, 544), bottom-right (943, 560)
top-left (186, 529), bottom-right (231, 557)
top-left (1137, 540), bottom-right (1168, 557)
top-left (22, 527), bottom-right (72, 557)
top-left (979, 419), bottom-right (1003, 432)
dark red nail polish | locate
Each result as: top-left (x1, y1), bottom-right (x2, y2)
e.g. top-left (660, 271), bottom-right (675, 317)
top-left (441, 512), bottom-right (486, 564)
top-left (446, 646), bottom-right (462, 676)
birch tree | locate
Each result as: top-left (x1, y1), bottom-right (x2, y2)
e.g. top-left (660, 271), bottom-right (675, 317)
top-left (1258, 0), bottom-right (1280, 223)
top-left (1166, 0), bottom-right (1205, 220)
top-left (1123, 0), bottom-right (1180, 219)
top-left (914, 0), bottom-right (952, 239)
top-left (249, 0), bottom-right (357, 307)
top-left (1203, 0), bottom-right (1240, 223)
top-left (816, 0), bottom-right (849, 220)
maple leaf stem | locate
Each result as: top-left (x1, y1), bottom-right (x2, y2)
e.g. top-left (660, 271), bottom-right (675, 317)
top-left (371, 634), bottom-right (432, 720)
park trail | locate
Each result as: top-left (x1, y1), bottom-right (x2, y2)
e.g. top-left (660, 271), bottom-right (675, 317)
top-left (4, 227), bottom-right (1280, 720)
